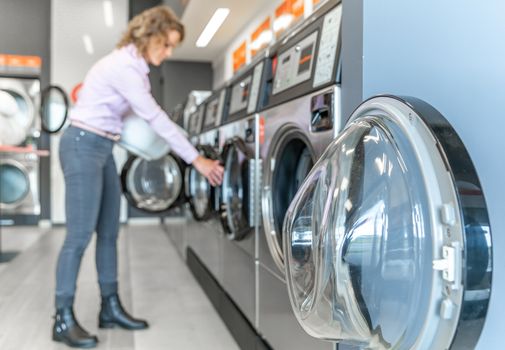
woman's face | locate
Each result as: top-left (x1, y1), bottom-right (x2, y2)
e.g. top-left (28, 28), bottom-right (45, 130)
top-left (145, 29), bottom-right (181, 66)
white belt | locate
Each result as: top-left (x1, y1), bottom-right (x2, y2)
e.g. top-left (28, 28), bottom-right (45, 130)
top-left (70, 120), bottom-right (121, 142)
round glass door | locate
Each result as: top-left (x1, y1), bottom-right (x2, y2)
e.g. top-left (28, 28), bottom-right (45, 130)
top-left (0, 160), bottom-right (30, 208)
top-left (40, 85), bottom-right (69, 133)
top-left (121, 154), bottom-right (184, 212)
top-left (0, 87), bottom-right (33, 145)
top-left (284, 96), bottom-right (492, 350)
top-left (186, 145), bottom-right (218, 221)
top-left (220, 137), bottom-right (253, 240)
top-left (261, 124), bottom-right (316, 273)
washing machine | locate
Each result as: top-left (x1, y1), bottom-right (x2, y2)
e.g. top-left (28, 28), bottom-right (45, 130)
top-left (182, 90), bottom-right (212, 131)
top-left (257, 1), bottom-right (342, 349)
top-left (170, 101), bottom-right (186, 128)
top-left (0, 152), bottom-right (40, 216)
top-left (0, 76), bottom-right (40, 146)
top-left (218, 56), bottom-right (268, 327)
top-left (162, 104), bottom-right (207, 259)
top-left (283, 95), bottom-right (492, 350)
top-left (0, 85), bottom-right (68, 223)
top-left (119, 105), bottom-right (207, 216)
top-left (185, 90), bottom-right (227, 283)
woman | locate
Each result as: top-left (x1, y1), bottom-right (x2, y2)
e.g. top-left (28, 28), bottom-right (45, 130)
top-left (52, 6), bottom-right (223, 348)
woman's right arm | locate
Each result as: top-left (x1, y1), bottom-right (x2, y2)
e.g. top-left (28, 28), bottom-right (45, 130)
top-left (112, 65), bottom-right (223, 185)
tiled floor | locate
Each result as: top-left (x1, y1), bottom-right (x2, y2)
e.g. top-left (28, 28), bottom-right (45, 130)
top-left (0, 224), bottom-right (240, 350)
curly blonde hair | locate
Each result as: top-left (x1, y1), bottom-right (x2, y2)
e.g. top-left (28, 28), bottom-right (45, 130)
top-left (117, 5), bottom-right (185, 55)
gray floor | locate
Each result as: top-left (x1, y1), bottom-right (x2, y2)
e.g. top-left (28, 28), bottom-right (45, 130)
top-left (0, 224), bottom-right (240, 350)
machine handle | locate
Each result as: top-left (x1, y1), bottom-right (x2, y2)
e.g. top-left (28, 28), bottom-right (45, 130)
top-left (310, 91), bottom-right (334, 132)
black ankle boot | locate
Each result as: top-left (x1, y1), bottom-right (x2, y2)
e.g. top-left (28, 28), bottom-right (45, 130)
top-left (52, 307), bottom-right (98, 348)
top-left (99, 294), bottom-right (149, 330)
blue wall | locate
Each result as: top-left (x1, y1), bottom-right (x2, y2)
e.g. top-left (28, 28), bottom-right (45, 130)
top-left (362, 1), bottom-right (505, 348)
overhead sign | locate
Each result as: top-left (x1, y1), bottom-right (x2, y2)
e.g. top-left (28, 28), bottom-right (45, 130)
top-left (250, 17), bottom-right (272, 57)
top-left (233, 41), bottom-right (247, 73)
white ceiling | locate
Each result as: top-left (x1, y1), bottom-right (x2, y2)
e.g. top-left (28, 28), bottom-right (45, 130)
top-left (170, 0), bottom-right (273, 63)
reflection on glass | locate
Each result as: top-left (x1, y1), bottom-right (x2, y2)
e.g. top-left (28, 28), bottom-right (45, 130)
top-left (285, 117), bottom-right (433, 348)
top-left (286, 165), bottom-right (327, 317)
top-left (3, 90), bottom-right (30, 129)
top-left (189, 164), bottom-right (210, 217)
top-left (128, 155), bottom-right (181, 211)
top-left (0, 163), bottom-right (29, 204)
top-left (222, 144), bottom-right (249, 235)
top-left (42, 89), bottom-right (67, 132)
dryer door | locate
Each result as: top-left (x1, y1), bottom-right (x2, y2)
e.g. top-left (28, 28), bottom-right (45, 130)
top-left (40, 85), bottom-right (69, 133)
top-left (262, 123), bottom-right (316, 273)
top-left (220, 137), bottom-right (254, 240)
top-left (120, 153), bottom-right (186, 213)
top-left (185, 144), bottom-right (219, 221)
top-left (0, 78), bottom-right (38, 145)
top-left (283, 96), bottom-right (492, 350)
top-left (0, 158), bottom-right (30, 209)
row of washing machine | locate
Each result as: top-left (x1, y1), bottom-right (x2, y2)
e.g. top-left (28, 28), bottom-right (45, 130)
top-left (0, 75), bottom-right (43, 221)
top-left (120, 0), bottom-right (493, 348)
top-left (0, 74), bottom-right (66, 223)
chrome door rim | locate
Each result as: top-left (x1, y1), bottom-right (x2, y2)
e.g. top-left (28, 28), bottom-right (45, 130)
top-left (125, 155), bottom-right (182, 211)
top-left (220, 138), bottom-right (253, 240)
top-left (261, 123), bottom-right (316, 273)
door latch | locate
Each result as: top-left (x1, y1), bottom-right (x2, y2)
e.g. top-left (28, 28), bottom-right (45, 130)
top-left (432, 243), bottom-right (461, 290)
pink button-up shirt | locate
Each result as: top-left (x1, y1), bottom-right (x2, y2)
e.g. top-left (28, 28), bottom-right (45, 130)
top-left (69, 44), bottom-right (198, 164)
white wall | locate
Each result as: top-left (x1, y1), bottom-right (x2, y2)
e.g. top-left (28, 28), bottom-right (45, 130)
top-left (50, 0), bottom-right (129, 224)
top-left (212, 0), bottom-right (316, 88)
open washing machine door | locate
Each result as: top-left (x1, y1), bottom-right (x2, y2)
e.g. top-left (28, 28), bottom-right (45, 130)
top-left (120, 152), bottom-right (187, 213)
top-left (262, 123), bottom-right (317, 272)
top-left (283, 96), bottom-right (492, 350)
top-left (185, 144), bottom-right (220, 221)
top-left (40, 85), bottom-right (69, 134)
top-left (220, 136), bottom-right (255, 241)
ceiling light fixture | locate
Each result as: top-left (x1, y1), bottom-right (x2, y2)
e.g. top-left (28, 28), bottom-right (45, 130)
top-left (103, 0), bottom-right (114, 27)
top-left (82, 35), bottom-right (94, 55)
top-left (196, 8), bottom-right (230, 48)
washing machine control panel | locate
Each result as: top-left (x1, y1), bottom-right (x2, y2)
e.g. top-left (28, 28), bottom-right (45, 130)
top-left (229, 75), bottom-right (252, 115)
top-left (188, 106), bottom-right (205, 135)
top-left (247, 61), bottom-right (265, 114)
top-left (203, 90), bottom-right (226, 131)
top-left (273, 31), bottom-right (318, 95)
top-left (313, 5), bottom-right (342, 87)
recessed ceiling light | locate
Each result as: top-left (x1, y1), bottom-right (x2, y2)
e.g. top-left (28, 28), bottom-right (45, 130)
top-left (196, 8), bottom-right (230, 48)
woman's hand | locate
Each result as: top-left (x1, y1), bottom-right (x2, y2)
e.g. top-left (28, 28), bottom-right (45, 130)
top-left (192, 155), bottom-right (224, 186)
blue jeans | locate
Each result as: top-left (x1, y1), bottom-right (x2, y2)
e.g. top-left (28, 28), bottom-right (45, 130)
top-left (55, 126), bottom-right (120, 308)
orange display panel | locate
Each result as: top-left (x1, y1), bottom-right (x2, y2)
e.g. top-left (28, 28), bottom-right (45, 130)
top-left (233, 41), bottom-right (247, 73)
top-left (0, 54), bottom-right (42, 75)
top-left (0, 54), bottom-right (41, 68)
top-left (250, 17), bottom-right (272, 57)
top-left (291, 0), bottom-right (304, 19)
top-left (275, 1), bottom-right (290, 18)
top-left (274, 0), bottom-right (304, 38)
